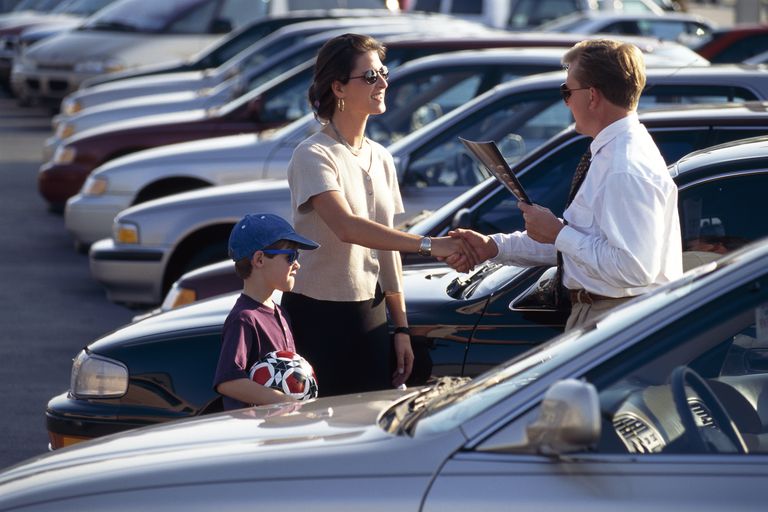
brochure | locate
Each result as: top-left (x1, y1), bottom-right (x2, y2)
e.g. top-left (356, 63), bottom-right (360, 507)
top-left (459, 137), bottom-right (532, 204)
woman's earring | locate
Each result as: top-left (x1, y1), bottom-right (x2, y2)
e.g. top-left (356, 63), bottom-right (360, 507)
top-left (337, 98), bottom-right (345, 112)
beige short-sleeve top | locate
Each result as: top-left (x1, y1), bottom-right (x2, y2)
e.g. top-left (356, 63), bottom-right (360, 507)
top-left (287, 131), bottom-right (404, 302)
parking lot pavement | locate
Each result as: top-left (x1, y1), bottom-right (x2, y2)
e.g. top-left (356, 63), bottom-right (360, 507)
top-left (0, 90), bottom-right (133, 468)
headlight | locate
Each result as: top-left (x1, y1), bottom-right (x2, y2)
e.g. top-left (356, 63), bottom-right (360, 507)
top-left (74, 58), bottom-right (125, 74)
top-left (82, 175), bottom-right (107, 196)
top-left (56, 121), bottom-right (76, 139)
top-left (113, 220), bottom-right (139, 244)
top-left (52, 145), bottom-right (76, 165)
top-left (161, 283), bottom-right (197, 311)
top-left (62, 97), bottom-right (82, 115)
top-left (70, 350), bottom-right (128, 398)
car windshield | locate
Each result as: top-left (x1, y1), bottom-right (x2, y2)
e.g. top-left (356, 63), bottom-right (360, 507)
top-left (408, 265), bottom-right (713, 436)
top-left (82, 0), bottom-right (247, 32)
top-left (51, 0), bottom-right (115, 16)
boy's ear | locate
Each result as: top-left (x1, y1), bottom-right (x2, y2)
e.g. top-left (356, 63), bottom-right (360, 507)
top-left (251, 250), bottom-right (265, 268)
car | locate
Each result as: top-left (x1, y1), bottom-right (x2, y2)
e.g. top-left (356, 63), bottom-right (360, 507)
top-left (0, 0), bottom-right (116, 87)
top-left (63, 47), bottom-right (574, 247)
top-left (12, 0), bottom-right (385, 106)
top-left (694, 24), bottom-right (768, 63)
top-left (406, 0), bottom-right (666, 29)
top-left (88, 71), bottom-right (768, 307)
top-left (49, 128), bottom-right (768, 448)
top-left (540, 11), bottom-right (715, 48)
top-left (15, 234), bottom-right (768, 510)
top-left (160, 113), bottom-right (768, 314)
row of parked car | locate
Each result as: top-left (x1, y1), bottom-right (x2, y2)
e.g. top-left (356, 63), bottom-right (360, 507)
top-left (3, 3), bottom-right (768, 507)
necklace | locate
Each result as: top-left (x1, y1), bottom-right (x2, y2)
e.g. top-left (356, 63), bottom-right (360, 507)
top-left (329, 120), bottom-right (365, 156)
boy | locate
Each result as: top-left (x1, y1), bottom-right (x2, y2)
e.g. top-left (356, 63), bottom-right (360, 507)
top-left (213, 213), bottom-right (319, 410)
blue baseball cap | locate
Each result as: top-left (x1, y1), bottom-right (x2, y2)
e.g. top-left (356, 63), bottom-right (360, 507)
top-left (228, 213), bottom-right (319, 261)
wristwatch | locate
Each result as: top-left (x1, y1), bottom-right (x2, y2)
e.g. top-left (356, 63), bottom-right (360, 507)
top-left (393, 326), bottom-right (411, 336)
top-left (417, 236), bottom-right (432, 257)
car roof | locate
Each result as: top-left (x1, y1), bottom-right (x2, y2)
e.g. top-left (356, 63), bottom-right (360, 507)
top-left (672, 134), bottom-right (768, 176)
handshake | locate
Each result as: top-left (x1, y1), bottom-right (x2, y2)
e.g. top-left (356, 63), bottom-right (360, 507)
top-left (429, 229), bottom-right (498, 274)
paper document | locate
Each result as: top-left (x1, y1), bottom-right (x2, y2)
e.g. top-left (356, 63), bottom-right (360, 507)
top-left (459, 137), bottom-right (532, 204)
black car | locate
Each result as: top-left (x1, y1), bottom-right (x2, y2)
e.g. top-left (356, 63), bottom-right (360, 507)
top-left (46, 125), bottom-right (768, 450)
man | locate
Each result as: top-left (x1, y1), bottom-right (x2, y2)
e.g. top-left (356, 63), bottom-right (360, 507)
top-left (449, 39), bottom-right (683, 330)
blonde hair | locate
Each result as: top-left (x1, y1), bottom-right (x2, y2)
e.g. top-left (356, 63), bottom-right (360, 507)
top-left (563, 39), bottom-right (646, 110)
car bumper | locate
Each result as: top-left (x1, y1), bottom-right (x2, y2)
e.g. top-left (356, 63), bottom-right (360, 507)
top-left (65, 192), bottom-right (132, 245)
top-left (89, 238), bottom-right (168, 306)
top-left (38, 161), bottom-right (91, 207)
top-left (46, 392), bottom-right (143, 450)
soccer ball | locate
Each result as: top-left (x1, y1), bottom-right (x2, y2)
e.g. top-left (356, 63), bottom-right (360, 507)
top-left (249, 350), bottom-right (318, 401)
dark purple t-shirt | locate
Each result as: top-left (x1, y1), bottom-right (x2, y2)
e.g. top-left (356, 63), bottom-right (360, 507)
top-left (213, 293), bottom-right (296, 410)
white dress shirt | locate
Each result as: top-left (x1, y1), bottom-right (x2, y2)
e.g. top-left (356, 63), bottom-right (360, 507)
top-left (490, 113), bottom-right (683, 298)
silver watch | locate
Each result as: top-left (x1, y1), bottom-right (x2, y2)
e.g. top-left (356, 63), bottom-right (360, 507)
top-left (417, 236), bottom-right (432, 257)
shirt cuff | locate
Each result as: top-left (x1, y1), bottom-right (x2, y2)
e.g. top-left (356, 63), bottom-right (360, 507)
top-left (489, 233), bottom-right (508, 263)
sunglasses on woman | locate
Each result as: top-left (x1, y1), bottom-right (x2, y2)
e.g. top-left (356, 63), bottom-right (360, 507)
top-left (262, 249), bottom-right (300, 264)
top-left (349, 66), bottom-right (389, 85)
top-left (560, 83), bottom-right (591, 103)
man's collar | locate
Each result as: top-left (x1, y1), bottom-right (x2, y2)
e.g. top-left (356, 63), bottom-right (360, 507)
top-left (590, 112), bottom-right (639, 155)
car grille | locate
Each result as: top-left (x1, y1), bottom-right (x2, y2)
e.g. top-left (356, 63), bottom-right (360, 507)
top-left (613, 413), bottom-right (665, 454)
top-left (36, 62), bottom-right (75, 72)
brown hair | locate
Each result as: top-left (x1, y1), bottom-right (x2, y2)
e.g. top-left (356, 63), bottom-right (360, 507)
top-left (309, 33), bottom-right (386, 122)
top-left (233, 240), bottom-right (299, 280)
top-left (563, 39), bottom-right (646, 110)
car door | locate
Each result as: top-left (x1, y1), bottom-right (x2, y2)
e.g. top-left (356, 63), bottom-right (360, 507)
top-left (424, 260), bottom-right (768, 512)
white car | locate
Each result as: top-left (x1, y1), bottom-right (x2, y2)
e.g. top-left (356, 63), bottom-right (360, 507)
top-left (87, 71), bottom-right (768, 306)
top-left (5, 238), bottom-right (768, 510)
top-left (541, 11), bottom-right (716, 48)
top-left (64, 47), bottom-right (574, 247)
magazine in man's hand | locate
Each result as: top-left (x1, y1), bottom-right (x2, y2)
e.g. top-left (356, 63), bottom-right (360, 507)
top-left (459, 137), bottom-right (532, 204)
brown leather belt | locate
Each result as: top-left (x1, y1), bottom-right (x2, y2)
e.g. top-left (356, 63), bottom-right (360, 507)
top-left (569, 289), bottom-right (618, 305)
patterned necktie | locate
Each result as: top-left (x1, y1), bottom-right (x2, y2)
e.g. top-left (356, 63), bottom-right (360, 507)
top-left (555, 149), bottom-right (592, 309)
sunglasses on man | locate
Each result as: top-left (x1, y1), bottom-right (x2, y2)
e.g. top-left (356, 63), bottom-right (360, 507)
top-left (560, 83), bottom-right (591, 103)
top-left (349, 66), bottom-right (389, 85)
top-left (262, 249), bottom-right (300, 264)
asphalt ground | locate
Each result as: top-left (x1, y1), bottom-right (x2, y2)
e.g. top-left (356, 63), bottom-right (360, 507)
top-left (0, 89), bottom-right (133, 469)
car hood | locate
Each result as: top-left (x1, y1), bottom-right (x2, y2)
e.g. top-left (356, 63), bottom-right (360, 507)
top-left (96, 133), bottom-right (264, 174)
top-left (0, 389), bottom-right (458, 505)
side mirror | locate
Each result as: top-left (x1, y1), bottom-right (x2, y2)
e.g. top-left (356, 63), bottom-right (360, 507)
top-left (509, 266), bottom-right (559, 311)
top-left (451, 208), bottom-right (472, 230)
top-left (525, 379), bottom-right (601, 455)
top-left (210, 18), bottom-right (232, 34)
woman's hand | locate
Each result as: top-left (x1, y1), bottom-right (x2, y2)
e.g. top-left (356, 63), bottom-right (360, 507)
top-left (431, 236), bottom-right (480, 273)
top-left (392, 332), bottom-right (414, 387)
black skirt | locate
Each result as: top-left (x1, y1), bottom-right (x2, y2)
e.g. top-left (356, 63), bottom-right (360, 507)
top-left (281, 287), bottom-right (391, 397)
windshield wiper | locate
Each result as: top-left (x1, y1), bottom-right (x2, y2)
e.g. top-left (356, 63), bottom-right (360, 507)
top-left (446, 262), bottom-right (501, 299)
top-left (396, 376), bottom-right (470, 435)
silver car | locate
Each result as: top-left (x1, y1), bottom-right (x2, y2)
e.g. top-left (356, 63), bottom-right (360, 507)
top-left (4, 238), bottom-right (768, 509)
top-left (64, 47), bottom-right (574, 247)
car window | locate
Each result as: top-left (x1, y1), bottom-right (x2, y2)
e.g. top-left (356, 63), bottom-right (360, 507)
top-left (590, 282), bottom-right (768, 454)
top-left (402, 90), bottom-right (571, 188)
top-left (680, 172), bottom-right (768, 259)
top-left (370, 64), bottom-right (560, 146)
top-left (412, 0), bottom-right (441, 11)
top-left (637, 85), bottom-right (758, 108)
top-left (508, 0), bottom-right (578, 29)
top-left (166, 0), bottom-right (218, 33)
top-left (83, 0), bottom-right (209, 32)
top-left (259, 69), bottom-right (313, 123)
top-left (451, 0), bottom-right (483, 14)
top-left (710, 33), bottom-right (768, 63)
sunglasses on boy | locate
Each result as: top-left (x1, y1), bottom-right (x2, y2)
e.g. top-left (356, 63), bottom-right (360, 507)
top-left (559, 83), bottom-right (591, 103)
top-left (262, 249), bottom-right (300, 264)
top-left (349, 66), bottom-right (389, 85)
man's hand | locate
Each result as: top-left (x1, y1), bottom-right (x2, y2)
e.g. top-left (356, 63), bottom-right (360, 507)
top-left (519, 202), bottom-right (564, 244)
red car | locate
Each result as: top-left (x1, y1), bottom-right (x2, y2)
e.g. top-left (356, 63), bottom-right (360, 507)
top-left (695, 24), bottom-right (768, 63)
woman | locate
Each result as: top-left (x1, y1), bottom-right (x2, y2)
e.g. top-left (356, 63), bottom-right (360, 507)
top-left (282, 33), bottom-right (475, 397)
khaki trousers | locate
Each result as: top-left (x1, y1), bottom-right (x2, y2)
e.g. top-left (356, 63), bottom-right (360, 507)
top-left (565, 297), bottom-right (634, 331)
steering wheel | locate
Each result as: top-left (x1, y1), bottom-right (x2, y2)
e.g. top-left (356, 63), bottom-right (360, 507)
top-left (670, 366), bottom-right (748, 454)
